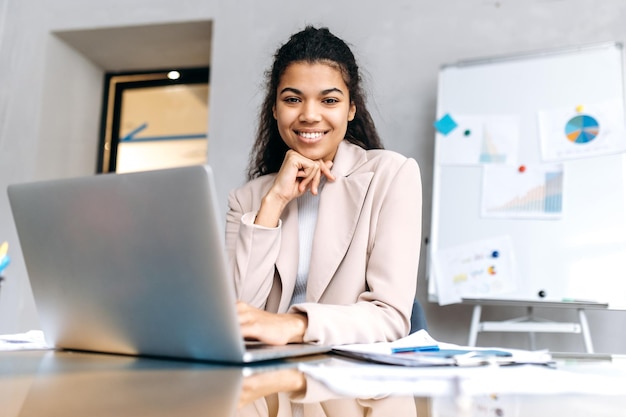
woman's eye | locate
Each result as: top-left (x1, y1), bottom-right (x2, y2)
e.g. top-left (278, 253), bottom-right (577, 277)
top-left (323, 98), bottom-right (339, 104)
top-left (284, 97), bottom-right (301, 103)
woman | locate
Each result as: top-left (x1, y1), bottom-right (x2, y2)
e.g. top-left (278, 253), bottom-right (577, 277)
top-left (226, 26), bottom-right (422, 346)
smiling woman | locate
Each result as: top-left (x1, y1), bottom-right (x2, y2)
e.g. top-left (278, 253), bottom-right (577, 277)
top-left (225, 26), bottom-right (423, 347)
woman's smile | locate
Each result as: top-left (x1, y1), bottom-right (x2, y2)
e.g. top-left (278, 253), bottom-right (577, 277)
top-left (296, 130), bottom-right (327, 143)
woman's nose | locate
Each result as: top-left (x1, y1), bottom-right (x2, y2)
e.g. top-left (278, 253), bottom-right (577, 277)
top-left (299, 102), bottom-right (322, 122)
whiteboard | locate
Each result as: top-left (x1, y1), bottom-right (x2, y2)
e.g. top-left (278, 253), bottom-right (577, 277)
top-left (428, 42), bottom-right (626, 309)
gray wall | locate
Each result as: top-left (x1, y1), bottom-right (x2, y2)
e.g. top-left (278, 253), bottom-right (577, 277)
top-left (2, 0), bottom-right (626, 353)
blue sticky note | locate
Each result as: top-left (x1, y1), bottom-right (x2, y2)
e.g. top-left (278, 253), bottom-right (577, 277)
top-left (434, 113), bottom-right (458, 135)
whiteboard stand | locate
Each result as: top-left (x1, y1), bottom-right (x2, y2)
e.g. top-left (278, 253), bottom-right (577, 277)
top-left (465, 299), bottom-right (608, 353)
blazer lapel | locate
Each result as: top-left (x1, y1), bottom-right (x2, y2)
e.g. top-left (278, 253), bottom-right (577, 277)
top-left (306, 142), bottom-right (373, 302)
top-left (275, 199), bottom-right (299, 307)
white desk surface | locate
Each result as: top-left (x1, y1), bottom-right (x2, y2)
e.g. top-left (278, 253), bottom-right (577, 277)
top-left (2, 349), bottom-right (626, 417)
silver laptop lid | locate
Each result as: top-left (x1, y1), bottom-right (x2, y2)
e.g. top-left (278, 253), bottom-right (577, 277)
top-left (8, 165), bottom-right (247, 362)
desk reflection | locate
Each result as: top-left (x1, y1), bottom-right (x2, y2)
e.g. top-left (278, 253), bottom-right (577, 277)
top-left (1, 351), bottom-right (422, 417)
top-left (237, 367), bottom-right (420, 417)
top-left (3, 350), bottom-right (241, 416)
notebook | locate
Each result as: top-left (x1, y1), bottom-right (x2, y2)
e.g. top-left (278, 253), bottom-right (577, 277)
top-left (7, 165), bottom-right (330, 363)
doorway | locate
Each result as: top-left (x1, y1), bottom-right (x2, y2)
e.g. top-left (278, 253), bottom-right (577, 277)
top-left (98, 67), bottom-right (210, 173)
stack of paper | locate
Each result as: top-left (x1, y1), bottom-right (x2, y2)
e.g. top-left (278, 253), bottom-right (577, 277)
top-left (0, 330), bottom-right (51, 351)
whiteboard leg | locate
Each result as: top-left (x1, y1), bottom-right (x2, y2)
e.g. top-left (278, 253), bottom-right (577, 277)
top-left (527, 306), bottom-right (536, 350)
top-left (528, 332), bottom-right (536, 350)
top-left (468, 305), bottom-right (482, 346)
top-left (578, 309), bottom-right (594, 353)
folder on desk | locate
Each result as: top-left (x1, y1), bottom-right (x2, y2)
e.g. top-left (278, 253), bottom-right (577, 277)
top-left (332, 330), bottom-right (552, 367)
top-left (334, 347), bottom-right (515, 367)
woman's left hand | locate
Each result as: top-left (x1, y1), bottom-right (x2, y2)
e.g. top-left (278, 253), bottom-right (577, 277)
top-left (237, 301), bottom-right (308, 345)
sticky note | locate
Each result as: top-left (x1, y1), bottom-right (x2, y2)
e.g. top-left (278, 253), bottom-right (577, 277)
top-left (434, 113), bottom-right (458, 135)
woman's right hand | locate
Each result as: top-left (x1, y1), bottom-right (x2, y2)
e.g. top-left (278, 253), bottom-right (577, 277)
top-left (254, 150), bottom-right (334, 227)
top-left (237, 301), bottom-right (308, 345)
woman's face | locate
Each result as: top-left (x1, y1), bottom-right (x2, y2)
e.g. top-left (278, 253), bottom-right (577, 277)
top-left (273, 62), bottom-right (356, 162)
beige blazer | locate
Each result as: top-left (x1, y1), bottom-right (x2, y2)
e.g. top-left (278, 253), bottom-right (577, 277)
top-left (226, 141), bottom-right (422, 345)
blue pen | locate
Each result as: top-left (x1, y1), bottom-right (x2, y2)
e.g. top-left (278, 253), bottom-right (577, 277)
top-left (391, 344), bottom-right (440, 354)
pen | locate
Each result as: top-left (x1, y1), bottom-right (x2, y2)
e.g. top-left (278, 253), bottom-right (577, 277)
top-left (391, 344), bottom-right (440, 353)
top-left (0, 255), bottom-right (9, 275)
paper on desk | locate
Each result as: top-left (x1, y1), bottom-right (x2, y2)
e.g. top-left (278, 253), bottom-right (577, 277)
top-left (332, 330), bottom-right (552, 366)
top-left (334, 329), bottom-right (439, 355)
top-left (0, 330), bottom-right (51, 351)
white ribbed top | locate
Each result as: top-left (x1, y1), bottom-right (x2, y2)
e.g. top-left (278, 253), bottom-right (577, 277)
top-left (289, 181), bottom-right (324, 306)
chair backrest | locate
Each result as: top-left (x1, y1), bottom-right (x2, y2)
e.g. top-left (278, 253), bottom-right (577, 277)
top-left (410, 299), bottom-right (428, 334)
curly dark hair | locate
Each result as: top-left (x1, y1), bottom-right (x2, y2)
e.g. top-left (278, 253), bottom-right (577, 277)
top-left (246, 26), bottom-right (383, 180)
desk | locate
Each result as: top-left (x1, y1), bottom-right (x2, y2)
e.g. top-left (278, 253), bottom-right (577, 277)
top-left (2, 349), bottom-right (626, 416)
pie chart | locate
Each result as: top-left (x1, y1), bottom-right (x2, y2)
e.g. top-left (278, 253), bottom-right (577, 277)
top-left (565, 114), bottom-right (599, 144)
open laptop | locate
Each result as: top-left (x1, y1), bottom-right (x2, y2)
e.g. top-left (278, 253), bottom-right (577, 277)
top-left (7, 165), bottom-right (330, 363)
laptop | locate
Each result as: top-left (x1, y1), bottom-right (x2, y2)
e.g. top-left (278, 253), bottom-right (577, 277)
top-left (7, 165), bottom-right (330, 363)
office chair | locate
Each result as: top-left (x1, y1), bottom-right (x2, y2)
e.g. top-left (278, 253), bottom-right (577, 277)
top-left (409, 299), bottom-right (428, 334)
